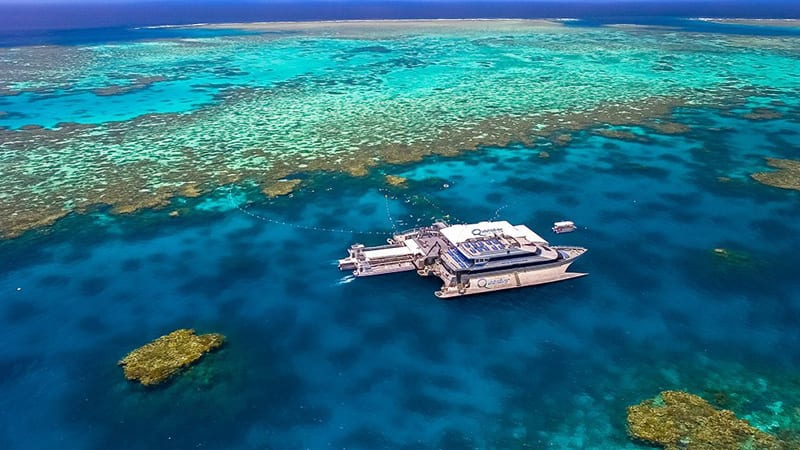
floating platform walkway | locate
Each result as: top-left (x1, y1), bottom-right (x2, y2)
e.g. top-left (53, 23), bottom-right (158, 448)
top-left (338, 220), bottom-right (587, 298)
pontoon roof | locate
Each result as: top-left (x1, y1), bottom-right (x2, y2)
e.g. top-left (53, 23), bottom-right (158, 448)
top-left (362, 240), bottom-right (422, 260)
top-left (440, 221), bottom-right (548, 246)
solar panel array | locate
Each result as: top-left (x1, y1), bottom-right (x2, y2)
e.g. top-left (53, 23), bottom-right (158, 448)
top-left (460, 238), bottom-right (505, 256)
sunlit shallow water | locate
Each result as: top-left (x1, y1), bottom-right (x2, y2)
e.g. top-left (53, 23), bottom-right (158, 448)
top-left (1, 20), bottom-right (800, 449)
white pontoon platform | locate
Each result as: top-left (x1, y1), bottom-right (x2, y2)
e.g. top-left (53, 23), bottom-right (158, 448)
top-left (338, 220), bottom-right (587, 298)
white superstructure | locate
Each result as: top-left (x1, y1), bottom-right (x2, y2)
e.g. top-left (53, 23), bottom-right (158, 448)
top-left (439, 221), bottom-right (548, 245)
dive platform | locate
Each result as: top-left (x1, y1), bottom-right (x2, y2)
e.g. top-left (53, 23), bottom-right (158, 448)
top-left (338, 220), bottom-right (587, 298)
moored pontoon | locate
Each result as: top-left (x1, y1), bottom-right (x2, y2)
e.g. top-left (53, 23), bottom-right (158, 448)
top-left (338, 220), bottom-right (587, 298)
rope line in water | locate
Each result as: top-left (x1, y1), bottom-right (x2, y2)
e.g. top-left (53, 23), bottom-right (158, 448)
top-left (225, 184), bottom-right (467, 236)
top-left (412, 193), bottom-right (463, 224)
top-left (491, 204), bottom-right (509, 222)
top-left (226, 185), bottom-right (390, 236)
top-left (383, 192), bottom-right (398, 234)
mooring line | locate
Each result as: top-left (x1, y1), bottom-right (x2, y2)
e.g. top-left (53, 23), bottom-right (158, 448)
top-left (411, 193), bottom-right (464, 224)
top-left (226, 185), bottom-right (389, 236)
top-left (383, 192), bottom-right (398, 233)
top-left (491, 204), bottom-right (509, 221)
top-left (226, 184), bottom-right (467, 236)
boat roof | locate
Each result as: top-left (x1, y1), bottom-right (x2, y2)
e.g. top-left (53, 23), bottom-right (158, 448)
top-left (363, 239), bottom-right (422, 260)
top-left (458, 238), bottom-right (515, 258)
top-left (440, 221), bottom-right (548, 246)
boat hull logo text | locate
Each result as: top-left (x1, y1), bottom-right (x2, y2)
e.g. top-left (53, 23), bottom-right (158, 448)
top-left (471, 227), bottom-right (504, 236)
top-left (477, 278), bottom-right (510, 289)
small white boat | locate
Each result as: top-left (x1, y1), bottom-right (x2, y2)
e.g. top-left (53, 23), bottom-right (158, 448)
top-left (552, 221), bottom-right (577, 234)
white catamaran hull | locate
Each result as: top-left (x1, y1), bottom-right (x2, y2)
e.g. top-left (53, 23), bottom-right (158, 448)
top-left (433, 247), bottom-right (587, 298)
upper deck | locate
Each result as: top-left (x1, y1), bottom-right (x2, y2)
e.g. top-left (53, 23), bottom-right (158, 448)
top-left (439, 221), bottom-right (557, 267)
top-left (439, 221), bottom-right (547, 247)
top-left (458, 238), bottom-right (510, 258)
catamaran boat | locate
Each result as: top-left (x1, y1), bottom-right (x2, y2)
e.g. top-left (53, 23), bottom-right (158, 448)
top-left (338, 220), bottom-right (587, 298)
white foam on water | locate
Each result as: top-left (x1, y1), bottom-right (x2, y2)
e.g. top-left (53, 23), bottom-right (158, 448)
top-left (336, 274), bottom-right (356, 285)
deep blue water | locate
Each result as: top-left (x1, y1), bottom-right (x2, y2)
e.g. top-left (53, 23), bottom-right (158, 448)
top-left (3, 16), bottom-right (800, 48)
top-left (1, 1), bottom-right (799, 47)
top-left (0, 26), bottom-right (257, 48)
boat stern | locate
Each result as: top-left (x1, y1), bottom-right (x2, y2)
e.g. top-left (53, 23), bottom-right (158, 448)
top-left (338, 244), bottom-right (364, 271)
top-left (338, 257), bottom-right (357, 271)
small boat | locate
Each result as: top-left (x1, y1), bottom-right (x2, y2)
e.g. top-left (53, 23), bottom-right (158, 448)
top-left (552, 221), bottom-right (577, 234)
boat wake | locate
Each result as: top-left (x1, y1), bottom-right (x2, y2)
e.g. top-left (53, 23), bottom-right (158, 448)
top-left (336, 275), bottom-right (356, 285)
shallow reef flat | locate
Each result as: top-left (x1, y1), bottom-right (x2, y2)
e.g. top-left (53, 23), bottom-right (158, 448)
top-left (1, 20), bottom-right (799, 238)
top-left (697, 18), bottom-right (800, 28)
top-left (191, 18), bottom-right (566, 35)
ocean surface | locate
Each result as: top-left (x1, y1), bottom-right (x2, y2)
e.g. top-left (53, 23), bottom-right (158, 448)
top-left (1, 6), bottom-right (800, 450)
top-left (2, 1), bottom-right (800, 33)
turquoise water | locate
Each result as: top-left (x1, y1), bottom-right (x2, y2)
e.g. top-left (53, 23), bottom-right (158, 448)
top-left (1, 20), bottom-right (800, 449)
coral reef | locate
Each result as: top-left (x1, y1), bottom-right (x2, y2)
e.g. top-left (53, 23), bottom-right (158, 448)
top-left (92, 75), bottom-right (168, 96)
top-left (551, 133), bottom-right (573, 146)
top-left (751, 158), bottom-right (800, 191)
top-left (118, 329), bottom-right (225, 386)
top-left (742, 108), bottom-right (783, 121)
top-left (645, 120), bottom-right (691, 135)
top-left (385, 175), bottom-right (408, 187)
top-left (593, 128), bottom-right (652, 143)
top-left (178, 182), bottom-right (202, 198)
top-left (0, 94), bottom-right (693, 238)
top-left (1, 21), bottom-right (796, 238)
top-left (626, 390), bottom-right (786, 450)
top-left (262, 179), bottom-right (302, 198)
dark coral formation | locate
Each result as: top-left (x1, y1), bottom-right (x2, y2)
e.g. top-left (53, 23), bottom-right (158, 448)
top-left (118, 329), bottom-right (225, 386)
top-left (751, 158), bottom-right (800, 191)
top-left (384, 175), bottom-right (408, 187)
top-left (645, 120), bottom-right (691, 135)
top-left (592, 128), bottom-right (652, 143)
top-left (92, 75), bottom-right (168, 96)
top-left (742, 108), bottom-right (783, 121)
top-left (262, 179), bottom-right (302, 197)
top-left (627, 390), bottom-right (786, 450)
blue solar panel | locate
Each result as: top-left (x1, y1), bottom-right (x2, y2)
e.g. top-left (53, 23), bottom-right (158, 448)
top-left (447, 249), bottom-right (470, 269)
